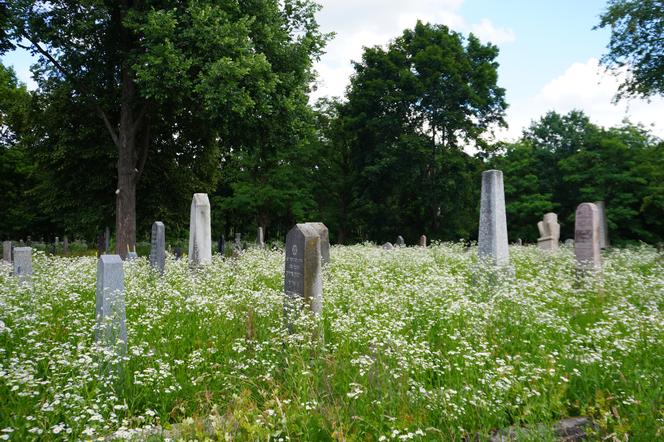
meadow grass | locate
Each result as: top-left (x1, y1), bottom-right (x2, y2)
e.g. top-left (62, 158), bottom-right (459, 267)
top-left (0, 243), bottom-right (662, 441)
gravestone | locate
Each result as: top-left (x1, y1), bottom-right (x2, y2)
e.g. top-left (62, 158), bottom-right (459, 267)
top-left (63, 236), bottom-right (69, 255)
top-left (218, 235), bottom-right (225, 255)
top-left (478, 169), bottom-right (510, 266)
top-left (54, 236), bottom-right (59, 247)
top-left (149, 221), bottom-right (166, 274)
top-left (574, 203), bottom-right (601, 271)
top-left (26, 236), bottom-right (32, 246)
top-left (188, 193), bottom-right (212, 266)
top-left (13, 247), bottom-right (33, 280)
top-left (234, 233), bottom-right (242, 252)
top-left (2, 241), bottom-right (11, 262)
top-left (594, 201), bottom-right (609, 249)
top-left (104, 227), bottom-right (110, 252)
top-left (284, 224), bottom-right (323, 317)
top-left (95, 255), bottom-right (127, 351)
top-left (537, 212), bottom-right (560, 251)
top-left (304, 222), bottom-right (330, 265)
top-left (396, 235), bottom-right (405, 247)
top-left (382, 242), bottom-right (394, 250)
top-left (516, 238), bottom-right (523, 246)
top-left (257, 227), bottom-right (265, 249)
top-left (419, 235), bottom-right (427, 247)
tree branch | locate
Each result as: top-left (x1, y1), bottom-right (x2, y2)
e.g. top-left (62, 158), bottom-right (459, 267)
top-left (97, 106), bottom-right (120, 148)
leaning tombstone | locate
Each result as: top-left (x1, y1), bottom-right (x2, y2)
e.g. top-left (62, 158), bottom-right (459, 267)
top-left (575, 203), bottom-right (601, 271)
top-left (257, 227), bottom-right (265, 249)
top-left (537, 212), bottom-right (560, 251)
top-left (382, 242), bottom-right (394, 250)
top-left (149, 222), bottom-right (166, 274)
top-left (13, 247), bottom-right (33, 281)
top-left (284, 224), bottom-right (323, 324)
top-left (2, 241), bottom-right (12, 263)
top-left (594, 201), bottom-right (609, 249)
top-left (419, 235), bottom-right (427, 247)
top-left (396, 235), bottom-right (405, 247)
top-left (95, 255), bottom-right (127, 355)
top-left (478, 169), bottom-right (510, 267)
top-left (188, 193), bottom-right (212, 266)
top-left (304, 222), bottom-right (330, 264)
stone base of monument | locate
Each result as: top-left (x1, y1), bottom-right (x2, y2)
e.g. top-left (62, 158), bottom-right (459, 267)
top-left (537, 236), bottom-right (558, 251)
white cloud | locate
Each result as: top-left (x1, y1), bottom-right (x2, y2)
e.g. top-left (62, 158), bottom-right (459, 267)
top-left (312, 1), bottom-right (515, 101)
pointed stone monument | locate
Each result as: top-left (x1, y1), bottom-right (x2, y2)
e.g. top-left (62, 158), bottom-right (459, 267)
top-left (594, 201), bottom-right (609, 249)
top-left (478, 170), bottom-right (509, 266)
top-left (188, 193), bottom-right (212, 266)
top-left (537, 212), bottom-right (560, 251)
top-left (95, 255), bottom-right (127, 352)
top-left (149, 221), bottom-right (166, 274)
top-left (284, 224), bottom-right (323, 318)
top-left (575, 203), bottom-right (601, 271)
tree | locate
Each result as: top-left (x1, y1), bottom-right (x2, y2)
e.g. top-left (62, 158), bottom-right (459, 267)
top-left (337, 21), bottom-right (505, 242)
top-left (596, 0), bottom-right (664, 99)
top-left (3, 0), bottom-right (325, 256)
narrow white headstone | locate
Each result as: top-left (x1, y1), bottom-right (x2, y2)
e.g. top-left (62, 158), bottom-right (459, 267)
top-left (396, 235), bottom-right (405, 247)
top-left (95, 255), bottom-right (127, 351)
top-left (2, 241), bottom-right (11, 262)
top-left (188, 193), bottom-right (212, 266)
top-left (419, 235), bottom-right (427, 247)
top-left (478, 170), bottom-right (509, 266)
top-left (13, 247), bottom-right (32, 280)
top-left (537, 212), bottom-right (560, 251)
top-left (257, 227), bottom-right (265, 249)
top-left (149, 221), bottom-right (166, 274)
top-left (575, 203), bottom-right (601, 271)
top-left (304, 222), bottom-right (330, 265)
top-left (284, 224), bottom-right (322, 318)
top-left (594, 201), bottom-right (609, 249)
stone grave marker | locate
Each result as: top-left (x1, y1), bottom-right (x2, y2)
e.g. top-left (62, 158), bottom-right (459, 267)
top-left (95, 255), bottom-right (127, 352)
top-left (218, 235), bottom-right (225, 255)
top-left (26, 236), bottom-right (32, 246)
top-left (257, 227), bottom-right (265, 249)
top-left (304, 222), bottom-right (330, 264)
top-left (234, 233), bottom-right (242, 252)
top-left (396, 235), bottom-right (405, 247)
top-left (149, 221), bottom-right (166, 274)
top-left (575, 203), bottom-right (601, 271)
top-left (419, 235), bottom-right (427, 247)
top-left (594, 201), bottom-right (609, 249)
top-left (13, 247), bottom-right (33, 280)
top-left (2, 241), bottom-right (11, 262)
top-left (189, 193), bottom-right (212, 266)
top-left (537, 212), bottom-right (560, 251)
top-left (382, 242), bottom-right (394, 250)
top-left (284, 224), bottom-right (323, 319)
top-left (63, 236), bottom-right (69, 255)
top-left (478, 169), bottom-right (510, 266)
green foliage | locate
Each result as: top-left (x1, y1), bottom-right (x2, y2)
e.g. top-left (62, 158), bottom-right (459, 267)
top-left (596, 0), bottom-right (664, 98)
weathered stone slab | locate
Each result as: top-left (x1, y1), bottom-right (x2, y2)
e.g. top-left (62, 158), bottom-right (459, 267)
top-left (575, 203), bottom-right (601, 271)
top-left (63, 236), bottom-right (69, 254)
top-left (382, 242), bottom-right (394, 250)
top-left (419, 235), bottom-right (427, 247)
top-left (594, 200), bottom-right (609, 249)
top-left (396, 235), bottom-right (405, 247)
top-left (304, 222), bottom-right (330, 264)
top-left (257, 227), bottom-right (265, 249)
top-left (537, 212), bottom-right (560, 251)
top-left (2, 241), bottom-right (11, 262)
top-left (284, 224), bottom-right (322, 317)
top-left (95, 255), bottom-right (127, 351)
top-left (149, 221), bottom-right (165, 274)
top-left (478, 169), bottom-right (509, 266)
top-left (13, 247), bottom-right (32, 280)
top-left (188, 193), bottom-right (212, 266)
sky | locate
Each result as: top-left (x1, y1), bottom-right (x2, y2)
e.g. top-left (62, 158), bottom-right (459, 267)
top-left (3, 0), bottom-right (663, 141)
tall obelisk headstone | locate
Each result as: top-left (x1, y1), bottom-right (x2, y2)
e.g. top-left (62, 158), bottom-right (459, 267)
top-left (537, 212), bottom-right (560, 251)
top-left (594, 201), bottom-right (609, 249)
top-left (575, 203), bottom-right (601, 271)
top-left (95, 255), bottom-right (127, 353)
top-left (284, 224), bottom-right (323, 322)
top-left (13, 247), bottom-right (32, 280)
top-left (478, 170), bottom-right (509, 266)
top-left (188, 193), bottom-right (212, 266)
top-left (149, 221), bottom-right (166, 274)
top-left (304, 222), bottom-right (330, 265)
top-left (2, 241), bottom-right (11, 263)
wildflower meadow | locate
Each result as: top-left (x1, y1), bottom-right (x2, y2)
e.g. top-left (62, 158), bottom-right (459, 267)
top-left (0, 243), bottom-right (662, 441)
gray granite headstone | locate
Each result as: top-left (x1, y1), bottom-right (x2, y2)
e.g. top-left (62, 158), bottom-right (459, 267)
top-left (2, 241), bottom-right (11, 262)
top-left (149, 221), bottom-right (165, 273)
top-left (478, 169), bottom-right (509, 266)
top-left (257, 227), bottom-right (265, 249)
top-left (419, 235), bottom-right (427, 247)
top-left (63, 236), bottom-right (69, 254)
top-left (304, 222), bottom-right (330, 264)
top-left (575, 203), bottom-right (601, 271)
top-left (284, 224), bottom-right (322, 317)
top-left (95, 255), bottom-right (127, 351)
top-left (594, 201), bottom-right (609, 249)
top-left (13, 247), bottom-right (32, 280)
top-left (188, 193), bottom-right (212, 266)
top-left (396, 235), bottom-right (405, 247)
top-left (382, 242), bottom-right (394, 250)
top-left (537, 212), bottom-right (560, 251)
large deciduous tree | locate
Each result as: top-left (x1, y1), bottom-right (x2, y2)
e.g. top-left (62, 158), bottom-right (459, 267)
top-left (3, 0), bottom-right (325, 256)
top-left (596, 0), bottom-right (664, 99)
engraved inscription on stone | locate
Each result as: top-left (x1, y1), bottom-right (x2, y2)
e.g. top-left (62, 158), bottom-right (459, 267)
top-left (575, 203), bottom-right (601, 270)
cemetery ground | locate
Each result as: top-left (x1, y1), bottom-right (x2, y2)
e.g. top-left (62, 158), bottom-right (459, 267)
top-left (0, 244), bottom-right (662, 441)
